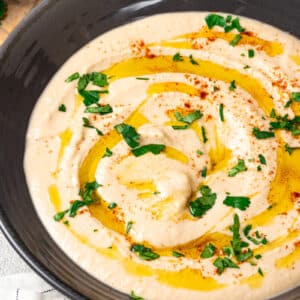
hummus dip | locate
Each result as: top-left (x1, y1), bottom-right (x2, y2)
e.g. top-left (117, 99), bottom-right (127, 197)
top-left (24, 12), bottom-right (300, 300)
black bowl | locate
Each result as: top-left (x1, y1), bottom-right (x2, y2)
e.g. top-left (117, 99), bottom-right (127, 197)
top-left (0, 0), bottom-right (300, 299)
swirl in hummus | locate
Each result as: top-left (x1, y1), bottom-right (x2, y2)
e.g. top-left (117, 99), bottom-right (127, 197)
top-left (24, 12), bottom-right (300, 300)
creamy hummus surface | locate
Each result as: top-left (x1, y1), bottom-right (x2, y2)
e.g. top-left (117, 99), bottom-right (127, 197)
top-left (24, 12), bottom-right (300, 300)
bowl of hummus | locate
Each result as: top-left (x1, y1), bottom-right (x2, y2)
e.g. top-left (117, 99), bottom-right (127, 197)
top-left (1, 1), bottom-right (300, 300)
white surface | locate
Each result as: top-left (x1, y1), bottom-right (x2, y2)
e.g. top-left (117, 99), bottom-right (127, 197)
top-left (0, 231), bottom-right (67, 299)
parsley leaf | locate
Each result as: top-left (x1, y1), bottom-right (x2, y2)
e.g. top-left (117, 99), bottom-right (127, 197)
top-left (252, 127), bottom-right (275, 139)
top-left (136, 77), bottom-right (149, 80)
top-left (131, 244), bottom-right (160, 261)
top-left (90, 72), bottom-right (108, 87)
top-left (219, 103), bottom-right (225, 122)
top-left (284, 143), bottom-right (300, 155)
top-left (172, 251), bottom-right (185, 258)
top-left (229, 80), bottom-right (236, 91)
top-left (291, 92), bottom-right (300, 102)
top-left (173, 52), bottom-right (184, 62)
top-left (53, 210), bottom-right (69, 222)
top-left (205, 14), bottom-right (226, 29)
top-left (189, 55), bottom-right (199, 65)
top-left (78, 74), bottom-right (90, 91)
top-left (131, 144), bottom-right (165, 157)
top-left (258, 267), bottom-right (264, 277)
top-left (58, 104), bottom-right (66, 112)
top-left (108, 202), bottom-right (117, 209)
top-left (103, 147), bottom-right (113, 158)
top-left (65, 72), bottom-right (80, 82)
top-left (201, 166), bottom-right (207, 178)
top-left (248, 49), bottom-right (255, 58)
top-left (213, 257), bottom-right (239, 274)
top-left (189, 185), bottom-right (217, 217)
top-left (0, 0), bottom-right (6, 23)
top-left (130, 291), bottom-right (144, 300)
top-left (224, 17), bottom-right (245, 33)
top-left (223, 196), bottom-right (250, 211)
top-left (201, 126), bottom-right (208, 143)
top-left (201, 243), bottom-right (216, 258)
top-left (79, 90), bottom-right (100, 106)
top-left (230, 34), bottom-right (242, 46)
top-left (258, 154), bottom-right (266, 165)
top-left (115, 123), bottom-right (140, 148)
top-left (126, 221), bottom-right (133, 234)
top-left (84, 104), bottom-right (113, 115)
top-left (228, 159), bottom-right (247, 177)
top-left (174, 110), bottom-right (203, 125)
top-left (172, 125), bottom-right (190, 130)
top-left (82, 117), bottom-right (103, 136)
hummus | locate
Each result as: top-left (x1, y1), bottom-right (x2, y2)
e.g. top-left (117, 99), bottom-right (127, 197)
top-left (24, 12), bottom-right (300, 300)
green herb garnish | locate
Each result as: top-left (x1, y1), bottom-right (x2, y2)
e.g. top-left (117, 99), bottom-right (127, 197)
top-left (108, 202), bottom-right (117, 209)
top-left (257, 165), bottom-right (262, 171)
top-left (189, 55), bottom-right (199, 65)
top-left (197, 150), bottom-right (204, 155)
top-left (205, 14), bottom-right (226, 29)
top-left (84, 104), bottom-right (113, 115)
top-left (284, 143), bottom-right (300, 155)
top-left (131, 144), bottom-right (165, 157)
top-left (189, 185), bottom-right (217, 217)
top-left (228, 159), bottom-right (247, 177)
top-left (248, 49), bottom-right (255, 58)
top-left (131, 244), bottom-right (160, 261)
top-left (65, 72), bottom-right (80, 83)
top-left (219, 103), bottom-right (225, 122)
top-left (174, 110), bottom-right (203, 125)
top-left (223, 196), bottom-right (250, 211)
top-left (255, 254), bottom-right (262, 260)
top-left (213, 257), bottom-right (239, 274)
top-left (171, 125), bottom-right (190, 130)
top-left (284, 100), bottom-right (292, 108)
top-left (126, 221), bottom-right (133, 234)
top-left (258, 154), bottom-right (266, 165)
top-left (172, 251), bottom-right (185, 258)
top-left (82, 117), bottom-right (103, 135)
top-left (136, 77), bottom-right (150, 80)
top-left (173, 52), bottom-right (184, 62)
top-left (79, 90), bottom-right (100, 106)
top-left (201, 166), bottom-right (207, 178)
top-left (258, 267), bottom-right (264, 277)
top-left (58, 104), bottom-right (66, 112)
top-left (230, 34), bottom-right (242, 46)
top-left (103, 147), bottom-right (113, 158)
top-left (252, 127), bottom-right (275, 139)
top-left (130, 291), bottom-right (144, 300)
top-left (201, 243), bottom-right (216, 258)
top-left (115, 123), bottom-right (140, 148)
top-left (229, 80), bottom-right (236, 91)
top-left (291, 92), bottom-right (300, 102)
top-left (201, 126), bottom-right (208, 143)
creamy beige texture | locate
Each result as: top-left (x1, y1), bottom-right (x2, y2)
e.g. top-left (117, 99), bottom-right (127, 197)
top-left (24, 12), bottom-right (300, 300)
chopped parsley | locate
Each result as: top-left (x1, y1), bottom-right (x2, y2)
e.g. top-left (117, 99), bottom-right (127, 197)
top-left (284, 100), bottom-right (292, 108)
top-left (284, 143), bottom-right (300, 155)
top-left (197, 150), bottom-right (204, 155)
top-left (126, 221), bottom-right (133, 234)
top-left (257, 165), bottom-right (262, 171)
top-left (228, 159), bottom-right (247, 177)
top-left (219, 103), bottom-right (225, 122)
top-left (136, 77), bottom-right (149, 80)
top-left (79, 90), bottom-right (100, 106)
top-left (252, 127), bottom-right (275, 139)
top-left (291, 92), bottom-right (300, 102)
top-left (201, 166), bottom-right (207, 178)
top-left (58, 104), bottom-right (66, 112)
top-left (114, 123), bottom-right (140, 148)
top-left (189, 185), bottom-right (217, 218)
top-left (201, 243), bottom-right (216, 258)
top-left (173, 52), bottom-right (184, 62)
top-left (0, 0), bottom-right (7, 24)
top-left (131, 144), bottom-right (165, 157)
top-left (255, 254), bottom-right (262, 260)
top-left (172, 125), bottom-right (190, 130)
top-left (229, 80), bottom-right (236, 91)
top-left (248, 49), bottom-right (255, 58)
top-left (53, 181), bottom-right (100, 221)
top-left (205, 14), bottom-right (245, 33)
top-left (223, 196), bottom-right (250, 211)
top-left (243, 224), bottom-right (268, 245)
top-left (130, 291), bottom-right (144, 300)
top-left (258, 267), bottom-right (264, 277)
top-left (230, 34), bottom-right (242, 47)
top-left (108, 202), bottom-right (117, 209)
top-left (172, 251), bottom-right (185, 258)
top-left (82, 117), bottom-right (103, 136)
top-left (84, 104), bottom-right (113, 115)
top-left (243, 65), bottom-right (251, 70)
top-left (213, 257), bottom-right (239, 274)
top-left (269, 110), bottom-right (300, 136)
top-left (189, 54), bottom-right (199, 65)
top-left (103, 147), bottom-right (113, 158)
top-left (258, 154), bottom-right (266, 165)
top-left (174, 110), bottom-right (203, 125)
top-left (65, 72), bottom-right (80, 82)
top-left (201, 126), bottom-right (208, 143)
top-left (131, 244), bottom-right (160, 261)
top-left (223, 246), bottom-right (234, 257)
